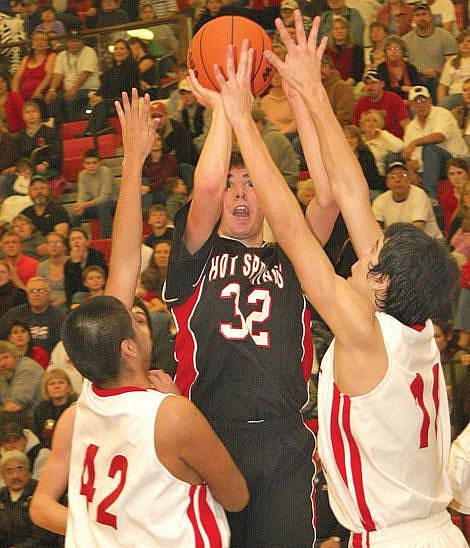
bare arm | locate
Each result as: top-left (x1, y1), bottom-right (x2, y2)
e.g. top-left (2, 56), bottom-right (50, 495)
top-left (436, 83), bottom-right (448, 104)
top-left (11, 57), bottom-right (27, 92)
top-left (105, 90), bottom-right (159, 308)
top-left (183, 76), bottom-right (232, 254)
top-left (156, 395), bottom-right (249, 512)
top-left (29, 406), bottom-right (76, 535)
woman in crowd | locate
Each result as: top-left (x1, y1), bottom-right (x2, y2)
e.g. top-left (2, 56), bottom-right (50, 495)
top-left (343, 124), bottom-right (385, 198)
top-left (128, 37), bottom-right (159, 97)
top-left (376, 35), bottom-right (421, 100)
top-left (0, 259), bottom-right (27, 317)
top-left (364, 21), bottom-right (388, 70)
top-left (142, 132), bottom-right (178, 205)
top-left (33, 369), bottom-right (77, 448)
top-left (193, 0), bottom-right (223, 34)
top-left (0, 71), bottom-right (24, 134)
top-left (37, 231), bottom-right (68, 313)
top-left (7, 318), bottom-right (50, 369)
top-left (138, 2), bottom-right (179, 61)
top-left (64, 228), bottom-right (108, 307)
top-left (137, 239), bottom-right (171, 314)
top-left (11, 214), bottom-right (46, 260)
top-left (359, 108), bottom-right (404, 176)
top-left (11, 31), bottom-right (56, 108)
top-left (324, 18), bottom-right (364, 87)
top-left (376, 0), bottom-right (413, 37)
top-left (81, 39), bottom-right (141, 136)
top-left (439, 158), bottom-right (469, 236)
top-left (438, 30), bottom-right (470, 110)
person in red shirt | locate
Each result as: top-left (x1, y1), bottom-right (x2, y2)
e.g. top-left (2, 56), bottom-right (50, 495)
top-left (0, 232), bottom-right (38, 289)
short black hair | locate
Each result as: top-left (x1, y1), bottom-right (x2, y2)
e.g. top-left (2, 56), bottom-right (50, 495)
top-left (83, 148), bottom-right (100, 160)
top-left (368, 223), bottom-right (460, 325)
top-left (229, 151), bottom-right (245, 169)
top-left (61, 296), bottom-right (135, 386)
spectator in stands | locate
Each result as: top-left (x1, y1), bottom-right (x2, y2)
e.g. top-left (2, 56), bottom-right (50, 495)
top-left (343, 124), bottom-right (385, 198)
top-left (193, 0), bottom-right (222, 34)
top-left (47, 341), bottom-right (83, 394)
top-left (37, 231), bottom-right (68, 312)
top-left (324, 17), bottom-right (364, 87)
top-left (11, 31), bottom-right (56, 111)
top-left (0, 415), bottom-right (50, 483)
top-left (427, 0), bottom-right (456, 34)
top-left (142, 131), bottom-right (178, 205)
top-left (0, 260), bottom-right (27, 318)
top-left (402, 2), bottom-right (457, 103)
top-left (0, 450), bottom-right (60, 546)
top-left (352, 68), bottom-right (409, 138)
top-left (376, 35), bottom-right (421, 100)
top-left (64, 227), bottom-right (108, 307)
top-left (85, 0), bottom-right (129, 28)
top-left (143, 0), bottom-right (178, 19)
top-left (137, 239), bottom-right (171, 313)
top-left (403, 85), bottom-right (468, 199)
top-left (20, 176), bottom-right (70, 238)
top-left (454, 258), bottom-right (470, 351)
top-left (44, 29), bottom-right (100, 124)
top-left (439, 158), bottom-right (469, 235)
top-left (7, 318), bottom-right (49, 370)
top-left (144, 204), bottom-right (174, 248)
top-left (320, 55), bottom-right (354, 126)
top-left (0, 341), bottom-right (43, 416)
top-left (162, 176), bottom-right (188, 221)
top-left (70, 148), bottom-right (115, 238)
top-left (23, 0), bottom-right (43, 35)
top-left (16, 100), bottom-right (63, 179)
top-left (128, 37), bottom-right (159, 96)
top-left (33, 369), bottom-right (76, 449)
top-left (372, 159), bottom-right (445, 240)
top-left (449, 180), bottom-right (470, 243)
top-left (11, 214), bottom-right (46, 260)
top-left (0, 71), bottom-right (24, 134)
top-left (138, 2), bottom-right (179, 62)
top-left (0, 158), bottom-right (33, 205)
top-left (319, 0), bottom-right (364, 45)
top-left (376, 0), bottom-right (413, 37)
top-left (452, 77), bottom-right (470, 150)
top-left (364, 21), bottom-right (388, 70)
top-left (34, 6), bottom-right (65, 36)
top-left (70, 263), bottom-right (106, 307)
top-left (360, 108), bottom-right (404, 176)
top-left (438, 30), bottom-right (470, 110)
top-left (79, 39), bottom-right (140, 136)
top-left (0, 113), bottom-right (16, 173)
top-left (151, 101), bottom-right (198, 168)
top-left (0, 276), bottom-right (62, 354)
top-left (0, 231), bottom-right (38, 289)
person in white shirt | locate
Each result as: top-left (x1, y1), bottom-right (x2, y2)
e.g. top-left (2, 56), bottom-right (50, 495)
top-left (402, 85), bottom-right (468, 198)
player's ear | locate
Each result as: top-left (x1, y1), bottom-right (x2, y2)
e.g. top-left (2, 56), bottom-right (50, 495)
top-left (120, 338), bottom-right (138, 359)
top-left (373, 274), bottom-right (389, 296)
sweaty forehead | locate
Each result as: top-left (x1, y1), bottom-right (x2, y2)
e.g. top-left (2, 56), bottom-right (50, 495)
top-left (227, 167), bottom-right (250, 181)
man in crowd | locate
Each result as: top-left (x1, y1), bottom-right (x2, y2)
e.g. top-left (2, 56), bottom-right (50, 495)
top-left (21, 176), bottom-right (70, 238)
top-left (0, 277), bottom-right (62, 353)
top-left (321, 55), bottom-right (354, 126)
top-left (0, 231), bottom-right (38, 288)
top-left (353, 69), bottom-right (409, 138)
top-left (319, 0), bottom-right (364, 45)
top-left (402, 85), bottom-right (468, 199)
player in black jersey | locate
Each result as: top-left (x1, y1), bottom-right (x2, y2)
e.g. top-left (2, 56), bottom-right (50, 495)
top-left (164, 53), bottom-right (339, 547)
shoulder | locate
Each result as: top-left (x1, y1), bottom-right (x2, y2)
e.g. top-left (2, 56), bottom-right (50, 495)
top-left (17, 355), bottom-right (44, 374)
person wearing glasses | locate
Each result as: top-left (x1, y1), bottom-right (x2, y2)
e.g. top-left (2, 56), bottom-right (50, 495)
top-left (372, 159), bottom-right (444, 241)
top-left (0, 277), bottom-right (63, 354)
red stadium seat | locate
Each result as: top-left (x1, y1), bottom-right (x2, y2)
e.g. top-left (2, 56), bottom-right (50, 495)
top-left (61, 137), bottom-right (94, 182)
top-left (60, 120), bottom-right (88, 140)
top-left (89, 238), bottom-right (111, 263)
top-left (97, 133), bottom-right (121, 158)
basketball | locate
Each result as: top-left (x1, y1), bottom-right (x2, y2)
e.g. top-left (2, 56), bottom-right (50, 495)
top-left (187, 15), bottom-right (273, 97)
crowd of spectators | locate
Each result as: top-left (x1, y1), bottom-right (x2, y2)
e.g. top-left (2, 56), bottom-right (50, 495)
top-left (0, 0), bottom-right (468, 544)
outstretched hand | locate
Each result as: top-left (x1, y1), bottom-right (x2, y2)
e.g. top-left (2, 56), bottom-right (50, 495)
top-left (264, 12), bottom-right (327, 96)
top-left (187, 70), bottom-right (223, 112)
top-left (213, 40), bottom-right (254, 127)
top-left (115, 89), bottom-right (160, 164)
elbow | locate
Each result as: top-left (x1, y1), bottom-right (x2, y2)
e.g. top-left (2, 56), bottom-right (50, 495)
top-left (224, 481), bottom-right (250, 513)
top-left (29, 495), bottom-right (42, 528)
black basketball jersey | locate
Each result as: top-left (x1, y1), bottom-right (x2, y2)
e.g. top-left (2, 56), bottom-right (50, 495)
top-left (164, 204), bottom-right (314, 425)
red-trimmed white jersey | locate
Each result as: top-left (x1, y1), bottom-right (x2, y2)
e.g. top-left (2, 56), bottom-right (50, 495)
top-left (317, 312), bottom-right (452, 536)
top-left (66, 380), bottom-right (230, 547)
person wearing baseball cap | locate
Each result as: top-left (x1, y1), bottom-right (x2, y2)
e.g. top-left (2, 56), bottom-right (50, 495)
top-left (353, 69), bottom-right (410, 138)
top-left (402, 85), bottom-right (468, 198)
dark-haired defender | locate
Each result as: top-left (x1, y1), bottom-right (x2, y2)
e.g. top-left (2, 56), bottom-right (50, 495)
top-left (29, 90), bottom-right (248, 546)
top-left (212, 13), bottom-right (467, 548)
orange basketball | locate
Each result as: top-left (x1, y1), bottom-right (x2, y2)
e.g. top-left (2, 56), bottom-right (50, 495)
top-left (187, 15), bottom-right (273, 97)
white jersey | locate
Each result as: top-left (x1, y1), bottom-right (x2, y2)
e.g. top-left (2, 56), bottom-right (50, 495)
top-left (66, 380), bottom-right (230, 547)
top-left (318, 312), bottom-right (453, 538)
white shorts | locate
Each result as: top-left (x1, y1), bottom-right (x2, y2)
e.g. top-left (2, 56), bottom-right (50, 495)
top-left (349, 511), bottom-right (469, 547)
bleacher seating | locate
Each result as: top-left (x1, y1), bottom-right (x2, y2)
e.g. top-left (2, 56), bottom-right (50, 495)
top-left (61, 137), bottom-right (94, 183)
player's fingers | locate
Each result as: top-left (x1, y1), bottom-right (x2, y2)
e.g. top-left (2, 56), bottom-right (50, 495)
top-left (274, 17), bottom-right (296, 52)
top-left (214, 63), bottom-right (227, 88)
top-left (307, 15), bottom-right (320, 51)
top-left (294, 10), bottom-right (307, 49)
top-left (317, 36), bottom-right (328, 61)
top-left (225, 44), bottom-right (236, 79)
top-left (130, 87), bottom-right (139, 119)
top-left (263, 50), bottom-right (284, 74)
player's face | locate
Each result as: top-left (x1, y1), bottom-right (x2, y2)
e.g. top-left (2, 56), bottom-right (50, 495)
top-left (131, 307), bottom-right (152, 368)
top-left (349, 238), bottom-right (384, 299)
top-left (1, 458), bottom-right (30, 492)
top-left (433, 324), bottom-right (449, 352)
top-left (220, 167), bottom-right (264, 247)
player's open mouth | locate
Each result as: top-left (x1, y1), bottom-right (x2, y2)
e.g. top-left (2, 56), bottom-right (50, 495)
top-left (233, 206), bottom-right (249, 217)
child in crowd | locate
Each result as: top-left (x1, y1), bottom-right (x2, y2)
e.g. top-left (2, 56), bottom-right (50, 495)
top-left (0, 159), bottom-right (34, 204)
top-left (11, 214), bottom-right (46, 260)
top-left (70, 264), bottom-right (106, 308)
top-left (33, 369), bottom-right (77, 449)
top-left (143, 204), bottom-right (174, 248)
top-left (162, 176), bottom-right (188, 221)
top-left (7, 318), bottom-right (50, 370)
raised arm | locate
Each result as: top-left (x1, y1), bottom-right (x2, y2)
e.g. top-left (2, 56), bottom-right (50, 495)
top-left (105, 89), bottom-right (158, 307)
top-left (264, 13), bottom-right (383, 257)
top-left (183, 77), bottom-right (231, 254)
